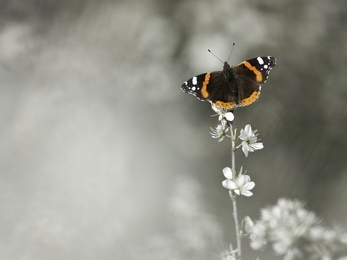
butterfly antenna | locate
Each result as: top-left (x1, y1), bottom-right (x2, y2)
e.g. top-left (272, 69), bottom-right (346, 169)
top-left (227, 42), bottom-right (236, 63)
top-left (208, 49), bottom-right (224, 64)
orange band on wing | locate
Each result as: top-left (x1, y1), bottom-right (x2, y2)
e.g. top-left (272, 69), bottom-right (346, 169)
top-left (241, 90), bottom-right (260, 106)
top-left (243, 61), bottom-right (263, 82)
top-left (200, 73), bottom-right (211, 98)
top-left (214, 101), bottom-right (237, 109)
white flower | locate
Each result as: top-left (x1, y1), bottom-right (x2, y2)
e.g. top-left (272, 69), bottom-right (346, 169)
top-left (210, 119), bottom-right (229, 142)
top-left (211, 103), bottom-right (234, 122)
top-left (239, 124), bottom-right (264, 157)
top-left (222, 167), bottom-right (255, 197)
top-left (229, 175), bottom-right (255, 197)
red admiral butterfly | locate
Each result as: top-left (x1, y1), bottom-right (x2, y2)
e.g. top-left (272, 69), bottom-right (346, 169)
top-left (181, 56), bottom-right (276, 110)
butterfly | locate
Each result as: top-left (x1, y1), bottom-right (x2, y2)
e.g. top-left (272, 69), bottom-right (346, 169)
top-left (181, 56), bottom-right (276, 110)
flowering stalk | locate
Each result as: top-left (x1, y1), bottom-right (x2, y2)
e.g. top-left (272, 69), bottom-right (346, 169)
top-left (229, 122), bottom-right (242, 260)
top-left (210, 104), bottom-right (260, 260)
top-left (208, 105), bottom-right (346, 259)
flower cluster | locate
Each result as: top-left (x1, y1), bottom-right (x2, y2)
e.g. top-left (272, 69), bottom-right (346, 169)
top-left (222, 167), bottom-right (255, 197)
top-left (244, 198), bottom-right (347, 259)
top-left (209, 104), bottom-right (263, 157)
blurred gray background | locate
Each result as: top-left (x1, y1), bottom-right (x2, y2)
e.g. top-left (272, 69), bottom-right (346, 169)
top-left (1, 0), bottom-right (347, 259)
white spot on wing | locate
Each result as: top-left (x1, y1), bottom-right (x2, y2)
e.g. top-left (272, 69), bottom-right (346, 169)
top-left (257, 57), bottom-right (264, 65)
top-left (192, 76), bottom-right (197, 85)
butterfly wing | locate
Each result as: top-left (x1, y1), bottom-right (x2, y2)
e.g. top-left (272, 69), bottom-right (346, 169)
top-left (180, 72), bottom-right (211, 101)
top-left (233, 56), bottom-right (277, 107)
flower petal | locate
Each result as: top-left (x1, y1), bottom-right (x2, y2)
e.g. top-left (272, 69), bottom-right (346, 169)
top-left (244, 181), bottom-right (255, 190)
top-left (243, 175), bottom-right (251, 182)
top-left (236, 175), bottom-right (246, 186)
top-left (222, 179), bottom-right (236, 189)
top-left (227, 180), bottom-right (238, 189)
top-left (244, 124), bottom-right (252, 135)
top-left (222, 167), bottom-right (233, 179)
top-left (234, 189), bottom-right (241, 195)
top-left (239, 129), bottom-right (247, 140)
top-left (251, 143), bottom-right (264, 150)
top-left (241, 190), bottom-right (253, 197)
top-left (242, 143), bottom-right (250, 157)
top-left (225, 112), bottom-right (234, 122)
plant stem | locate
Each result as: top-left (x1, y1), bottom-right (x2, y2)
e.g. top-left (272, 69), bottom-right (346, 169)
top-left (229, 122), bottom-right (242, 260)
